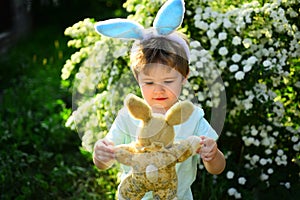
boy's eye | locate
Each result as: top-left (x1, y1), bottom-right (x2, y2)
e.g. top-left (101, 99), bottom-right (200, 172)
top-left (145, 82), bottom-right (154, 85)
top-left (164, 80), bottom-right (174, 84)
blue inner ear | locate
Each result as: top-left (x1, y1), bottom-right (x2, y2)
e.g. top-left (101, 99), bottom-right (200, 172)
top-left (95, 19), bottom-right (144, 40)
top-left (153, 0), bottom-right (185, 35)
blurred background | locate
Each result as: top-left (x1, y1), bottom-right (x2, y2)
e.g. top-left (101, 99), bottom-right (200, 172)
top-left (0, 0), bottom-right (125, 199)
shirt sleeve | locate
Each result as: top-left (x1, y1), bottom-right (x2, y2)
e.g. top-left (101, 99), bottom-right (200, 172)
top-left (194, 107), bottom-right (219, 141)
top-left (105, 107), bottom-right (138, 145)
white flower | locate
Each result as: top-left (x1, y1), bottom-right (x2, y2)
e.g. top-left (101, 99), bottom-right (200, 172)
top-left (287, 7), bottom-right (298, 18)
top-left (196, 61), bottom-right (203, 68)
top-left (277, 149), bottom-right (284, 156)
top-left (247, 56), bottom-right (258, 64)
top-left (259, 158), bottom-right (268, 165)
top-left (195, 7), bottom-right (202, 14)
top-left (273, 131), bottom-right (279, 137)
top-left (219, 60), bottom-right (227, 69)
top-left (285, 182), bottom-right (291, 189)
top-left (243, 65), bottom-right (252, 72)
top-left (218, 47), bottom-right (229, 56)
top-left (235, 71), bottom-right (245, 80)
top-left (203, 11), bottom-right (210, 20)
top-left (218, 32), bottom-right (227, 40)
top-left (189, 54), bottom-right (197, 63)
top-left (113, 46), bottom-right (128, 57)
top-left (229, 64), bottom-right (239, 72)
top-left (291, 136), bottom-right (298, 142)
top-left (260, 130), bottom-right (268, 139)
top-left (254, 139), bottom-right (260, 146)
top-left (252, 155), bottom-right (260, 163)
top-left (244, 99), bottom-right (253, 110)
top-left (223, 18), bottom-right (232, 28)
top-left (211, 38), bottom-right (220, 46)
top-left (293, 142), bottom-right (300, 151)
top-left (210, 22), bottom-right (219, 30)
top-left (243, 136), bottom-right (254, 146)
top-left (228, 188), bottom-right (237, 196)
top-left (263, 60), bottom-right (272, 67)
top-left (231, 53), bottom-right (242, 62)
top-left (190, 41), bottom-right (201, 48)
top-left (226, 171), bottom-right (235, 179)
top-left (242, 38), bottom-right (252, 48)
top-left (200, 57), bottom-right (209, 63)
top-left (238, 177), bottom-right (247, 185)
top-left (197, 92), bottom-right (205, 101)
top-left (267, 168), bottom-right (274, 174)
top-left (251, 128), bottom-right (258, 136)
top-left (267, 125), bottom-right (272, 131)
top-left (261, 138), bottom-right (271, 147)
top-left (207, 29), bottom-right (216, 38)
top-left (260, 173), bottom-right (269, 181)
top-left (235, 192), bottom-right (242, 199)
top-left (295, 81), bottom-right (300, 88)
top-left (282, 155), bottom-right (287, 161)
top-left (195, 21), bottom-right (209, 30)
top-left (194, 14), bottom-right (201, 20)
top-left (265, 149), bottom-right (272, 155)
top-left (232, 36), bottom-right (242, 45)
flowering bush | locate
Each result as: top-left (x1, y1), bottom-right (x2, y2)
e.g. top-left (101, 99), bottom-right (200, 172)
top-left (62, 0), bottom-right (300, 199)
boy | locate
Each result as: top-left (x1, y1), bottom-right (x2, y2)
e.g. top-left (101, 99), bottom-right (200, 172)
top-left (93, 32), bottom-right (226, 199)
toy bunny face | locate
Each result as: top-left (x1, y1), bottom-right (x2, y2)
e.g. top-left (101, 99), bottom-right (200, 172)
top-left (125, 94), bottom-right (194, 147)
top-left (137, 114), bottom-right (174, 147)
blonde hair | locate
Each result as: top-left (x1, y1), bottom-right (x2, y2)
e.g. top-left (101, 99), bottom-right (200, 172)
top-left (130, 31), bottom-right (189, 79)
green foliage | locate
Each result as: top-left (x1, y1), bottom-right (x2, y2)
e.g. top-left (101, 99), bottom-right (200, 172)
top-left (0, 26), bottom-right (118, 199)
top-left (62, 0), bottom-right (300, 199)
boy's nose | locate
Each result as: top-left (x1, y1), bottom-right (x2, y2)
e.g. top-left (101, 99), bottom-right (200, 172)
top-left (153, 83), bottom-right (165, 92)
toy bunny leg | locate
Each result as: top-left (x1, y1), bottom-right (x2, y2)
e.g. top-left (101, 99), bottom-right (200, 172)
top-left (118, 175), bottom-right (146, 200)
top-left (153, 187), bottom-right (177, 200)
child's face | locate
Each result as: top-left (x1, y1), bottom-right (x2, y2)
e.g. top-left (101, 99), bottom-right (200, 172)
top-left (137, 64), bottom-right (185, 114)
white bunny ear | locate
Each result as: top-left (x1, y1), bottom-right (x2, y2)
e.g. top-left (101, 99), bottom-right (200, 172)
top-left (153, 0), bottom-right (185, 35)
top-left (94, 18), bottom-right (144, 40)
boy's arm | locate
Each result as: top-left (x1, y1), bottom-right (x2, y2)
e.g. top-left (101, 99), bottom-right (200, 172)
top-left (199, 136), bottom-right (226, 175)
top-left (93, 139), bottom-right (116, 170)
top-left (202, 148), bottom-right (226, 175)
top-left (93, 155), bottom-right (115, 170)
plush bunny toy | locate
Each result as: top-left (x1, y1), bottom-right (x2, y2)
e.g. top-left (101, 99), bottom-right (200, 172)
top-left (114, 94), bottom-right (201, 200)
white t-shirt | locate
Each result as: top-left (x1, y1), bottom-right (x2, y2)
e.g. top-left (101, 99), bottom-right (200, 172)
top-left (106, 105), bottom-right (218, 200)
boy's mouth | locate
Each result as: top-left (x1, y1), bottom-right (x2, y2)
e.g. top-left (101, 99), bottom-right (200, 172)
top-left (153, 97), bottom-right (168, 101)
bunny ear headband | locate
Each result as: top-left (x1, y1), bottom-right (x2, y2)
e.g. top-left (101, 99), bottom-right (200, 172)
top-left (94, 0), bottom-right (189, 61)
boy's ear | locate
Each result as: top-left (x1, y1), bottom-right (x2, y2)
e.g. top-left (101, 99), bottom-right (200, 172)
top-left (125, 94), bottom-right (152, 122)
top-left (165, 101), bottom-right (194, 126)
top-left (182, 77), bottom-right (188, 85)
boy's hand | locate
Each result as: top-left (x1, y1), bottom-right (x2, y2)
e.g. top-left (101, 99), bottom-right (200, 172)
top-left (93, 139), bottom-right (115, 164)
top-left (197, 136), bottom-right (218, 162)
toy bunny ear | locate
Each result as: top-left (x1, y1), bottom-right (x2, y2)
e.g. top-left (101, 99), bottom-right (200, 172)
top-left (125, 94), bottom-right (152, 122)
top-left (165, 100), bottom-right (194, 126)
top-left (153, 0), bottom-right (185, 35)
top-left (94, 19), bottom-right (144, 39)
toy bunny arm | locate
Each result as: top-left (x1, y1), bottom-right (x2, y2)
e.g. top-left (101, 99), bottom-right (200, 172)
top-left (171, 136), bottom-right (201, 162)
top-left (114, 144), bottom-right (135, 166)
